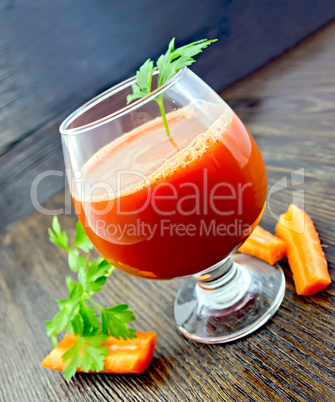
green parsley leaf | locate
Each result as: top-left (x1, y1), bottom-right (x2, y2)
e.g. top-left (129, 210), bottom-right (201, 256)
top-left (65, 276), bottom-right (76, 293)
top-left (62, 333), bottom-right (109, 380)
top-left (46, 309), bottom-right (68, 348)
top-left (126, 59), bottom-right (156, 104)
top-left (126, 38), bottom-right (217, 97)
top-left (71, 314), bottom-right (84, 336)
top-left (56, 282), bottom-right (84, 311)
top-left (46, 282), bottom-right (84, 343)
top-left (80, 333), bottom-right (109, 372)
top-left (62, 338), bottom-right (82, 380)
top-left (48, 216), bottom-right (69, 251)
top-left (45, 218), bottom-right (137, 380)
top-left (126, 37), bottom-right (217, 137)
top-left (82, 258), bottom-right (114, 294)
top-left (155, 37), bottom-right (176, 74)
top-left (80, 303), bottom-right (100, 333)
top-left (68, 248), bottom-right (87, 273)
top-left (72, 221), bottom-right (93, 252)
top-left (157, 38), bottom-right (217, 86)
top-left (101, 304), bottom-right (136, 340)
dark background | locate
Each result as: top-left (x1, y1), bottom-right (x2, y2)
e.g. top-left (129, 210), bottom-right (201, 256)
top-left (1, 0), bottom-right (335, 230)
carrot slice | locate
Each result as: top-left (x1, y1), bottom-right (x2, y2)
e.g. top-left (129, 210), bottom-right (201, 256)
top-left (275, 204), bottom-right (331, 296)
top-left (41, 331), bottom-right (157, 374)
top-left (238, 225), bottom-right (287, 265)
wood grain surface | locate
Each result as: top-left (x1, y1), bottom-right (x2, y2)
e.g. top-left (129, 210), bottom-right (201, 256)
top-left (1, 21), bottom-right (335, 402)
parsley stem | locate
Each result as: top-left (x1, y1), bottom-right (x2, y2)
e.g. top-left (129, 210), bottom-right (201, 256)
top-left (155, 95), bottom-right (171, 137)
top-left (88, 296), bottom-right (102, 311)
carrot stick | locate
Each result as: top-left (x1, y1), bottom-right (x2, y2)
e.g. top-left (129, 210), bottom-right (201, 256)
top-left (41, 331), bottom-right (157, 374)
top-left (275, 204), bottom-right (331, 296)
top-left (238, 225), bottom-right (287, 265)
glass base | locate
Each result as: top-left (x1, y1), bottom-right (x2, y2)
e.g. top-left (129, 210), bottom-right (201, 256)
top-left (174, 253), bottom-right (285, 344)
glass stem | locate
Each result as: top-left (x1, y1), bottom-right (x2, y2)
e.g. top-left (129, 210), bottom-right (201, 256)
top-left (195, 257), bottom-right (237, 290)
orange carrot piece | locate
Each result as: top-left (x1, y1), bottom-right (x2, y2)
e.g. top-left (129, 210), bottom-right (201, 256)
top-left (41, 331), bottom-right (157, 374)
top-left (275, 204), bottom-right (331, 296)
top-left (238, 225), bottom-right (287, 265)
top-left (102, 331), bottom-right (156, 374)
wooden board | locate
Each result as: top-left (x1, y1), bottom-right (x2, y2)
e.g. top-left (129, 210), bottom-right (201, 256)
top-left (1, 0), bottom-right (335, 230)
top-left (1, 17), bottom-right (335, 402)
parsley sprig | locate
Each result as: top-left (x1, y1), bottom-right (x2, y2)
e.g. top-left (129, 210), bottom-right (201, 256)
top-left (46, 217), bottom-right (136, 380)
top-left (127, 37), bottom-right (217, 136)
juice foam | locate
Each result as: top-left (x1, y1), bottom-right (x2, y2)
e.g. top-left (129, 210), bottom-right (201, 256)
top-left (75, 103), bottom-right (233, 201)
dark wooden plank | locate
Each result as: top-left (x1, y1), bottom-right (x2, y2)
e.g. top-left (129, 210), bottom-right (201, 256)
top-left (1, 0), bottom-right (334, 151)
top-left (1, 1), bottom-right (335, 230)
top-left (0, 107), bottom-right (72, 229)
top-left (1, 17), bottom-right (335, 402)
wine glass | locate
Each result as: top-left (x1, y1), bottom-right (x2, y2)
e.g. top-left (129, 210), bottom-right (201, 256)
top-left (60, 67), bottom-right (285, 343)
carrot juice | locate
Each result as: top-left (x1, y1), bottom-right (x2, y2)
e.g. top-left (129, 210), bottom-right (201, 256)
top-left (72, 104), bottom-right (267, 279)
